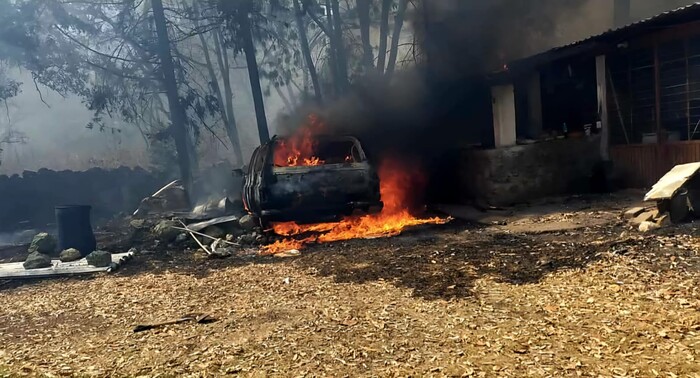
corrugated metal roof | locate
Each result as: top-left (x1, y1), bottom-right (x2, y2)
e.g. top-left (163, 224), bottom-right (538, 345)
top-left (549, 2), bottom-right (700, 53)
top-left (497, 2), bottom-right (700, 77)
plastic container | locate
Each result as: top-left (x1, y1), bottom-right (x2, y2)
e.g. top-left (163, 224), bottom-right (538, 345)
top-left (55, 205), bottom-right (97, 256)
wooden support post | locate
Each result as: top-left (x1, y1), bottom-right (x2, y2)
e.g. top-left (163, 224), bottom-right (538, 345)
top-left (628, 57), bottom-right (634, 137)
top-left (686, 39), bottom-right (691, 140)
top-left (527, 73), bottom-right (543, 139)
top-left (491, 84), bottom-right (517, 148)
top-left (654, 43), bottom-right (662, 144)
top-left (596, 55), bottom-right (609, 160)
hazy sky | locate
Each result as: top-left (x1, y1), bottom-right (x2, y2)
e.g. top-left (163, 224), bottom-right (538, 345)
top-left (0, 65), bottom-right (288, 175)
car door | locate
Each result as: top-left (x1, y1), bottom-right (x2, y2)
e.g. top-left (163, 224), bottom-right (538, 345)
top-left (242, 147), bottom-right (261, 213)
top-left (250, 143), bottom-right (270, 214)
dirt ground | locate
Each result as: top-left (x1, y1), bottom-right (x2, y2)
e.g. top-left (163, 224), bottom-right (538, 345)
top-left (2, 192), bottom-right (700, 377)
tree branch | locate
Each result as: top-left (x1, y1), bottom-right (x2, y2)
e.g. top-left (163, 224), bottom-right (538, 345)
top-left (55, 26), bottom-right (142, 64)
top-left (31, 75), bottom-right (51, 108)
top-left (301, 0), bottom-right (331, 37)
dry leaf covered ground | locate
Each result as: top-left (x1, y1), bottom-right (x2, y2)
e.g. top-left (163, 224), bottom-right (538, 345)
top-left (1, 194), bottom-right (700, 377)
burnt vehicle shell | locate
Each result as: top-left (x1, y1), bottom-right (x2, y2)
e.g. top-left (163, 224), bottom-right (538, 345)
top-left (242, 136), bottom-right (382, 224)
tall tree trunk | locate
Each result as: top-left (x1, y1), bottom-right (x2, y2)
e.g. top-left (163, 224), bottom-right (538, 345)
top-left (330, 0), bottom-right (348, 93)
top-left (285, 83), bottom-right (298, 107)
top-left (274, 85), bottom-right (293, 110)
top-left (385, 0), bottom-right (408, 79)
top-left (293, 0), bottom-right (323, 104)
top-left (323, 0), bottom-right (340, 96)
top-left (194, 4), bottom-right (243, 166)
top-left (356, 0), bottom-right (373, 72)
top-left (421, 0), bottom-right (433, 73)
top-left (376, 0), bottom-right (391, 74)
top-left (239, 3), bottom-right (270, 144)
top-left (212, 28), bottom-right (244, 165)
top-left (152, 0), bottom-right (193, 190)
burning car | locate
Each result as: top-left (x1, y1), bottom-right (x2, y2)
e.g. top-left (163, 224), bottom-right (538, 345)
top-left (241, 135), bottom-right (383, 225)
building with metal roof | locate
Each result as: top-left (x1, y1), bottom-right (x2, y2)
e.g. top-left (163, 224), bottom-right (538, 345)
top-left (463, 2), bottom-right (700, 205)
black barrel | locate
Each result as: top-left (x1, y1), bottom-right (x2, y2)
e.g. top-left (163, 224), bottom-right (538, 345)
top-left (55, 205), bottom-right (97, 255)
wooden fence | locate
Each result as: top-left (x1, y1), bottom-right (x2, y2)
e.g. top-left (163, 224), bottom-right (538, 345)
top-left (610, 141), bottom-right (700, 187)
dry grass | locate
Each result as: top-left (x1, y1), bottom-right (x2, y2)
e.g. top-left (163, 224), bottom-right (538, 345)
top-left (1, 200), bottom-right (700, 377)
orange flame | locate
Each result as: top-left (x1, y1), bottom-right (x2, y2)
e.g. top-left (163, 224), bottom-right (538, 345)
top-left (261, 158), bottom-right (449, 255)
top-left (274, 114), bottom-right (326, 167)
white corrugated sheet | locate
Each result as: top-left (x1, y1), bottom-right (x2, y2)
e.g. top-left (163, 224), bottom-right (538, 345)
top-left (644, 162), bottom-right (700, 201)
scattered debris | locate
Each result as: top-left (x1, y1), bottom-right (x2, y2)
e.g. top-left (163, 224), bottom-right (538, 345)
top-left (152, 220), bottom-right (180, 242)
top-left (133, 180), bottom-right (189, 217)
top-left (623, 208), bottom-right (670, 230)
top-left (22, 252), bottom-right (52, 269)
top-left (274, 249), bottom-right (302, 258)
top-left (1, 252), bottom-right (133, 279)
top-left (129, 219), bottom-right (146, 229)
top-left (630, 209), bottom-right (657, 226)
top-left (179, 223), bottom-right (214, 256)
top-left (191, 197), bottom-right (242, 219)
top-left (210, 246), bottom-right (233, 259)
top-left (202, 225), bottom-right (226, 239)
top-left (638, 221), bottom-right (660, 233)
top-left (28, 233), bottom-right (56, 255)
top-left (238, 233), bottom-right (257, 246)
top-left (207, 238), bottom-right (232, 258)
top-left (59, 248), bottom-right (82, 263)
top-left (175, 233), bottom-right (188, 244)
top-left (175, 222), bottom-right (239, 250)
top-left (187, 215), bottom-right (239, 231)
top-left (239, 214), bottom-right (258, 231)
top-left (86, 250), bottom-right (112, 267)
top-left (623, 206), bottom-right (647, 219)
top-left (132, 313), bottom-right (216, 333)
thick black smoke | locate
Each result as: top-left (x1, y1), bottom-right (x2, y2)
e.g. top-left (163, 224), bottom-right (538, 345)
top-left (415, 0), bottom-right (591, 78)
top-left (278, 0), bottom-right (601, 202)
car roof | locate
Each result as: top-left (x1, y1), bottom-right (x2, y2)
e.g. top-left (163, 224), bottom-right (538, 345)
top-left (271, 135), bottom-right (361, 144)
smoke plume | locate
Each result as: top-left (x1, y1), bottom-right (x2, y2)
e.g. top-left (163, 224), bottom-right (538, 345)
top-left (415, 0), bottom-right (605, 77)
top-left (277, 0), bottom-right (625, 202)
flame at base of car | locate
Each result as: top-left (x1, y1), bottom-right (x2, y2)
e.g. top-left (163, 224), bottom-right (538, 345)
top-left (261, 158), bottom-right (450, 254)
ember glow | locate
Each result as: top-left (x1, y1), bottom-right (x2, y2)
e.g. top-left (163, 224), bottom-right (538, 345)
top-left (261, 158), bottom-right (450, 254)
top-left (274, 114), bottom-right (326, 167)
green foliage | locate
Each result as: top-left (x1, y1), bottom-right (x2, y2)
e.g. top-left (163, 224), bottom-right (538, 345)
top-left (216, 0), bottom-right (304, 94)
top-left (0, 76), bottom-right (21, 102)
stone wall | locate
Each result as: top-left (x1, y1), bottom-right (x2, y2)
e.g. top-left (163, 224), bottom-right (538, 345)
top-left (459, 137), bottom-right (602, 206)
top-left (0, 167), bottom-right (163, 232)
